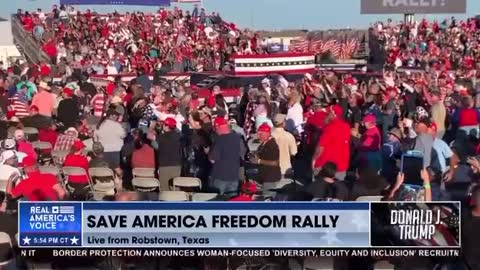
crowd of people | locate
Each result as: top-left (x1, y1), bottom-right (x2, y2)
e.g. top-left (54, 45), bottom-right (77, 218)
top-left (0, 5), bottom-right (479, 270)
top-left (371, 17), bottom-right (480, 71)
top-left (16, 4), bottom-right (269, 75)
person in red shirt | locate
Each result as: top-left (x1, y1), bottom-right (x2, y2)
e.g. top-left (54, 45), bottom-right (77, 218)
top-left (64, 140), bottom-right (90, 199)
top-left (304, 103), bottom-right (328, 151)
top-left (359, 114), bottom-right (382, 172)
top-left (42, 39), bottom-right (58, 64)
top-left (39, 62), bottom-right (51, 77)
top-left (455, 95), bottom-right (480, 137)
top-left (106, 77), bottom-right (116, 96)
top-left (229, 181), bottom-right (258, 201)
top-left (2, 156), bottom-right (66, 207)
top-left (38, 122), bottom-right (58, 154)
top-left (312, 105), bottom-right (351, 180)
top-left (22, 14), bottom-right (34, 32)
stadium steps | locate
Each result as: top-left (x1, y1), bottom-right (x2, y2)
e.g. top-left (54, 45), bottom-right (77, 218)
top-left (195, 74), bottom-right (224, 88)
top-left (11, 15), bottom-right (50, 64)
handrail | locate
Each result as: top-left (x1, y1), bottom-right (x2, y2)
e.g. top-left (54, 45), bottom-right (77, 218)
top-left (11, 15), bottom-right (49, 64)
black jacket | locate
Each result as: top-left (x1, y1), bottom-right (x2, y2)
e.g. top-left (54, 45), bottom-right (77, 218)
top-left (57, 98), bottom-right (79, 128)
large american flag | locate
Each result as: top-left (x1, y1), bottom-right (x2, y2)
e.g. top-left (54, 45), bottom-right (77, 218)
top-left (289, 37), bottom-right (359, 59)
top-left (9, 92), bottom-right (30, 118)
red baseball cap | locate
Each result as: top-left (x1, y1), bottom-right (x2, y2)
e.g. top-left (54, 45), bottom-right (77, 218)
top-left (257, 123), bottom-right (272, 133)
top-left (164, 117), bottom-right (177, 128)
top-left (214, 117), bottom-right (228, 128)
top-left (329, 104), bottom-right (343, 117)
top-left (241, 181), bottom-right (258, 194)
top-left (73, 140), bottom-right (86, 150)
top-left (22, 156), bottom-right (37, 167)
top-left (363, 114), bottom-right (377, 124)
top-left (63, 87), bottom-right (74, 97)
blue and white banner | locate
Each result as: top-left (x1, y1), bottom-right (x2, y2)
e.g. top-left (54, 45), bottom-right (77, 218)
top-left (60, 0), bottom-right (170, 6)
top-left (20, 202), bottom-right (370, 248)
top-left (19, 202), bottom-right (460, 249)
top-left (19, 202), bottom-right (82, 247)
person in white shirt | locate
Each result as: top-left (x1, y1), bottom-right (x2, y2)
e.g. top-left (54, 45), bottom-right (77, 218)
top-left (261, 78), bottom-right (272, 96)
top-left (107, 62), bottom-right (118, 75)
top-left (36, 8), bottom-right (46, 22)
top-left (286, 91), bottom-right (304, 135)
top-left (0, 151), bottom-right (22, 192)
top-left (94, 109), bottom-right (126, 170)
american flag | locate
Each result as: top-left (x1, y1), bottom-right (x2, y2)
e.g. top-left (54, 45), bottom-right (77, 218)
top-left (339, 38), bottom-right (360, 59)
top-left (288, 37), bottom-right (309, 52)
top-left (311, 39), bottom-right (324, 52)
top-left (321, 39), bottom-right (341, 58)
top-left (289, 37), bottom-right (360, 59)
top-left (59, 206), bottom-right (75, 214)
top-left (8, 92), bottom-right (29, 118)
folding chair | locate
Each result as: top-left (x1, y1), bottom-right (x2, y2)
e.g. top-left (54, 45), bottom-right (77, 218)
top-left (23, 127), bottom-right (39, 142)
top-left (158, 191), bottom-right (189, 201)
top-left (38, 166), bottom-right (60, 176)
top-left (38, 166), bottom-right (62, 185)
top-left (356, 196), bottom-right (384, 202)
top-left (192, 192), bottom-right (219, 201)
top-left (33, 141), bottom-right (54, 165)
top-left (132, 167), bottom-right (156, 178)
top-left (88, 167), bottom-right (116, 196)
top-left (51, 150), bottom-right (69, 166)
top-left (32, 141), bottom-right (53, 151)
top-left (132, 177), bottom-right (160, 192)
top-left (172, 177), bottom-right (202, 192)
top-left (0, 232), bottom-right (15, 267)
top-left (62, 166), bottom-right (94, 199)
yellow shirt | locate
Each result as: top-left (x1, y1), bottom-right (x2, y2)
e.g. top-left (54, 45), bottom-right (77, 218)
top-left (271, 127), bottom-right (298, 175)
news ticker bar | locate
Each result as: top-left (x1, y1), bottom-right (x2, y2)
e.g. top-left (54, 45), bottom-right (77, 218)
top-left (19, 201), bottom-right (461, 248)
top-left (19, 248), bottom-right (461, 258)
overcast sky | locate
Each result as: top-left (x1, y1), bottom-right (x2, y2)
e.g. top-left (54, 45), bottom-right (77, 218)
top-left (0, 0), bottom-right (479, 30)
